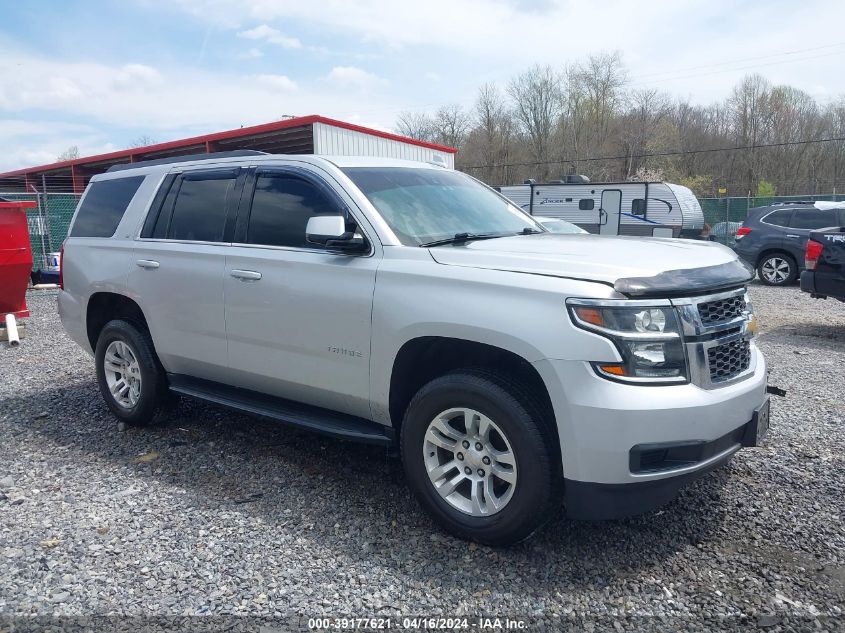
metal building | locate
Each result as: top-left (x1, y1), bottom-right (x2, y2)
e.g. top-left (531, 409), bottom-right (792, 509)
top-left (0, 115), bottom-right (456, 269)
top-left (0, 115), bottom-right (456, 194)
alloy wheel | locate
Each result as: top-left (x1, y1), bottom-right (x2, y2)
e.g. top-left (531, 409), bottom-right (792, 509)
top-left (423, 407), bottom-right (517, 516)
top-left (103, 340), bottom-right (142, 408)
top-left (761, 257), bottom-right (791, 284)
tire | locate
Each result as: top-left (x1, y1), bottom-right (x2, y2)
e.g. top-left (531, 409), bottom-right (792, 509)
top-left (400, 370), bottom-right (561, 546)
top-left (94, 319), bottom-right (169, 426)
top-left (757, 253), bottom-right (797, 286)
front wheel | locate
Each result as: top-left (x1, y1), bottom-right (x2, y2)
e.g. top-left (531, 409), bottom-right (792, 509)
top-left (757, 253), bottom-right (797, 286)
top-left (400, 370), bottom-right (560, 546)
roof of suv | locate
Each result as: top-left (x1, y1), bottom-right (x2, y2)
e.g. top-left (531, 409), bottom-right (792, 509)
top-left (92, 154), bottom-right (445, 183)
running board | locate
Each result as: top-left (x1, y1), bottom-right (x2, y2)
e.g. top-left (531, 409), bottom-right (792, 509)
top-left (167, 374), bottom-right (394, 445)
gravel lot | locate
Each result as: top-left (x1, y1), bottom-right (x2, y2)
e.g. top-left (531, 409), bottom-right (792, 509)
top-left (1, 284), bottom-right (843, 630)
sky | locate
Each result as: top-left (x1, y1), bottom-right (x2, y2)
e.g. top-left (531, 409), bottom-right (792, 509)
top-left (1, 0), bottom-right (844, 173)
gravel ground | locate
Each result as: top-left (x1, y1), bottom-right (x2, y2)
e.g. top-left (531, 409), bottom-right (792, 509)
top-left (0, 284), bottom-right (843, 631)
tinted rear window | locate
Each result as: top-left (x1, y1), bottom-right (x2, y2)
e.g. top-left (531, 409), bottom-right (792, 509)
top-left (167, 171), bottom-right (238, 242)
top-left (790, 209), bottom-right (838, 230)
top-left (762, 209), bottom-right (792, 227)
top-left (70, 176), bottom-right (145, 237)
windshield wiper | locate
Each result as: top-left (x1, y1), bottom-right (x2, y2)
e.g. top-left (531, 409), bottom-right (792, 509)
top-left (519, 227), bottom-right (543, 235)
top-left (420, 232), bottom-right (507, 247)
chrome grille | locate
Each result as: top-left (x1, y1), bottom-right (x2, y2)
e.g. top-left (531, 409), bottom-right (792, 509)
top-left (698, 295), bottom-right (746, 325)
top-left (707, 339), bottom-right (751, 383)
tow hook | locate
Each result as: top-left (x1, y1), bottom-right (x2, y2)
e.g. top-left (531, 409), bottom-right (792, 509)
top-left (766, 385), bottom-right (787, 397)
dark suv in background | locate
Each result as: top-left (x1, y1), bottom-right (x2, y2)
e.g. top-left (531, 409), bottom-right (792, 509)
top-left (733, 203), bottom-right (845, 286)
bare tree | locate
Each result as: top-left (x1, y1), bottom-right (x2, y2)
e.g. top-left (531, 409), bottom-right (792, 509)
top-left (558, 52), bottom-right (627, 179)
top-left (56, 146), bottom-right (80, 162)
top-left (620, 88), bottom-right (671, 178)
top-left (508, 65), bottom-right (561, 179)
top-left (432, 104), bottom-right (471, 149)
top-left (128, 135), bottom-right (158, 148)
top-left (396, 111), bottom-right (436, 142)
top-left (466, 83), bottom-right (515, 183)
top-left (729, 74), bottom-right (772, 192)
top-left (397, 53), bottom-right (845, 196)
top-left (579, 51), bottom-right (627, 150)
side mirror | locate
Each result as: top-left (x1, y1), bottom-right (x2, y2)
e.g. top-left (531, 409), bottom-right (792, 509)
top-left (306, 215), bottom-right (367, 253)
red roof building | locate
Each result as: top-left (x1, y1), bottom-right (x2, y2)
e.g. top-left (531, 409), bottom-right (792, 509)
top-left (0, 115), bottom-right (456, 194)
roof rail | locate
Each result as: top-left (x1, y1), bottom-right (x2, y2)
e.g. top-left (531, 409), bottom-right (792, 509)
top-left (106, 150), bottom-right (269, 173)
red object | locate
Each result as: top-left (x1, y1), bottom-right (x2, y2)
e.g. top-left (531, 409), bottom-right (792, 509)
top-left (0, 200), bottom-right (36, 319)
top-left (805, 239), bottom-right (824, 270)
top-left (735, 227), bottom-right (752, 239)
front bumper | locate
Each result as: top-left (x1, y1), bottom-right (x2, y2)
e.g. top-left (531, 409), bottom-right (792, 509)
top-left (533, 346), bottom-right (768, 517)
top-left (563, 411), bottom-right (767, 519)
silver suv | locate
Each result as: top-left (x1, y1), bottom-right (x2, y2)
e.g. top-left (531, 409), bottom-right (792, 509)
top-left (59, 152), bottom-right (770, 545)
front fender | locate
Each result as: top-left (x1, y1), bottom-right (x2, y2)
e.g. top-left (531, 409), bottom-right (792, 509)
top-left (368, 254), bottom-right (619, 425)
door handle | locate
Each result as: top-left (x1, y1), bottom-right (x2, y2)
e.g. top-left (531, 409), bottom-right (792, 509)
top-left (136, 259), bottom-right (160, 269)
top-left (230, 269), bottom-right (262, 281)
top-left (785, 234), bottom-right (800, 239)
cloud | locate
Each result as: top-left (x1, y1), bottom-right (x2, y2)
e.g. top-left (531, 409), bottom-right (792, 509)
top-left (169, 0), bottom-right (845, 104)
top-left (237, 47), bottom-right (264, 59)
top-left (424, 71), bottom-right (441, 82)
top-left (326, 66), bottom-right (385, 89)
top-left (46, 77), bottom-right (83, 100)
top-left (255, 74), bottom-right (298, 91)
top-left (113, 63), bottom-right (163, 88)
top-left (0, 119), bottom-right (116, 172)
top-left (0, 48), bottom-right (407, 171)
top-left (237, 24), bottom-right (301, 49)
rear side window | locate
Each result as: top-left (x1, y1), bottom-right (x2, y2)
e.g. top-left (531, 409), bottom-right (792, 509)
top-left (245, 174), bottom-right (344, 249)
top-left (165, 170), bottom-right (239, 242)
top-left (579, 198), bottom-right (595, 210)
top-left (70, 176), bottom-right (144, 237)
top-left (789, 209), bottom-right (838, 230)
top-left (762, 209), bottom-right (792, 227)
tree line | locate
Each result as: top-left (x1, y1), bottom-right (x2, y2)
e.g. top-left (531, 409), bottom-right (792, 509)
top-left (396, 52), bottom-right (845, 198)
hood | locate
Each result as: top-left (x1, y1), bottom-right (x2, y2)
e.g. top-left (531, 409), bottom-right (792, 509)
top-left (428, 234), bottom-right (753, 297)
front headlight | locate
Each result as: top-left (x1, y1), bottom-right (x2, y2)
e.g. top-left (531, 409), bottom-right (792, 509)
top-left (567, 300), bottom-right (688, 384)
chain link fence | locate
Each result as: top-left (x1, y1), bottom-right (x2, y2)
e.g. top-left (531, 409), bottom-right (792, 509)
top-left (0, 192), bottom-right (79, 270)
top-left (700, 194), bottom-right (844, 245)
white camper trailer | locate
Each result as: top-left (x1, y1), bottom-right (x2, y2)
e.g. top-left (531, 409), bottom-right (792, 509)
top-left (497, 178), bottom-right (705, 238)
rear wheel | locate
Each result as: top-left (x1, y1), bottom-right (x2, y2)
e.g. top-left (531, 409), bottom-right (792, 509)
top-left (757, 253), bottom-right (797, 286)
top-left (95, 319), bottom-right (168, 426)
top-left (400, 370), bottom-right (560, 545)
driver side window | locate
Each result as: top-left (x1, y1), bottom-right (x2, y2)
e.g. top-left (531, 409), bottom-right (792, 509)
top-left (245, 174), bottom-right (344, 248)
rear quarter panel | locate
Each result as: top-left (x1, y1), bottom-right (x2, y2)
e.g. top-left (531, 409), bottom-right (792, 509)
top-left (59, 171), bottom-right (165, 352)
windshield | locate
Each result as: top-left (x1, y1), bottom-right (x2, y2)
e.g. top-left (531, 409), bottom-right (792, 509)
top-left (342, 167), bottom-right (542, 246)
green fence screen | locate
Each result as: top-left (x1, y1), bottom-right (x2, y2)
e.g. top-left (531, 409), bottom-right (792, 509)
top-left (699, 194), bottom-right (844, 245)
top-left (0, 192), bottom-right (79, 270)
